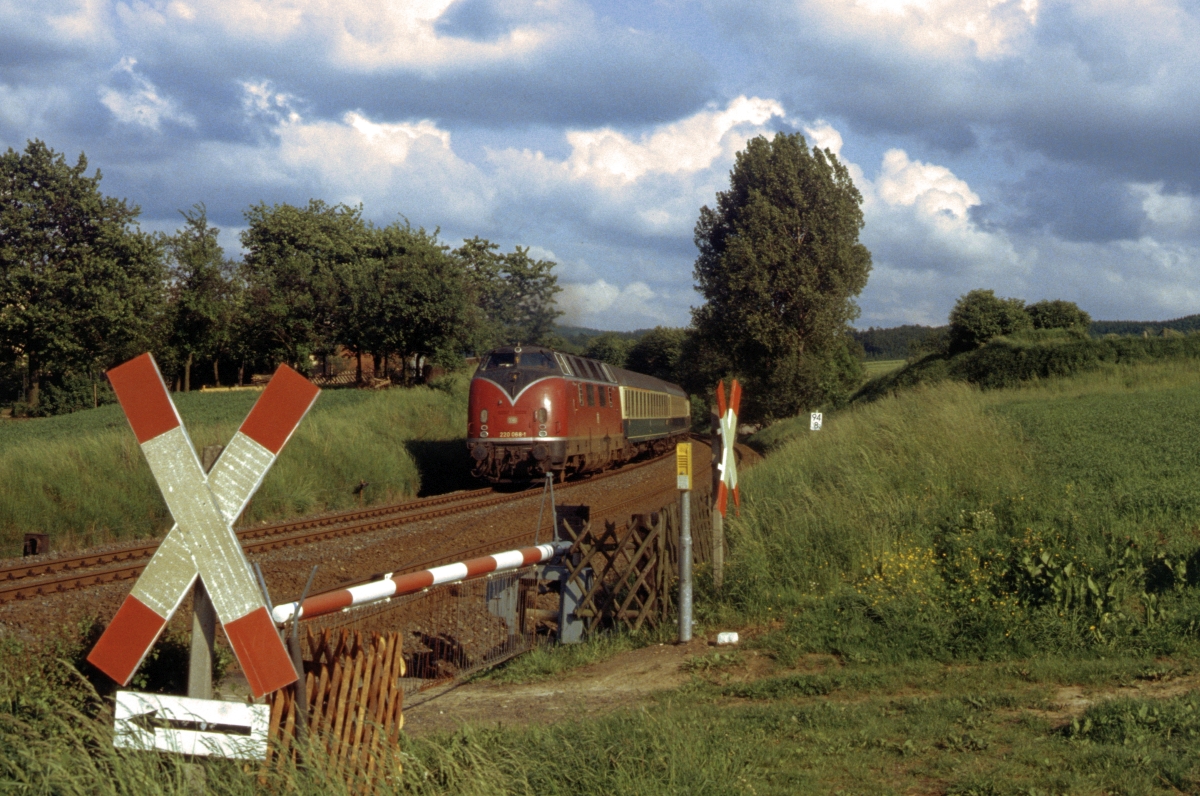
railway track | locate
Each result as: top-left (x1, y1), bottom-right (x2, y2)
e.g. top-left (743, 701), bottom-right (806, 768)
top-left (0, 446), bottom-right (696, 606)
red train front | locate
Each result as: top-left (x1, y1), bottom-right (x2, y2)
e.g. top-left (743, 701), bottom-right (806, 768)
top-left (466, 344), bottom-right (689, 482)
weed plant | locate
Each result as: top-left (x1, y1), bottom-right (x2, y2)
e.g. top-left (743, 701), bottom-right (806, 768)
top-left (0, 376), bottom-right (470, 557)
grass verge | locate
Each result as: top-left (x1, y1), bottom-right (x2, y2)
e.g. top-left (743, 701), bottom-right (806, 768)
top-left (0, 376), bottom-right (471, 557)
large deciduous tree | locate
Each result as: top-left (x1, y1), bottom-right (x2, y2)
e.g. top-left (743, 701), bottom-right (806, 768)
top-left (455, 237), bottom-right (561, 349)
top-left (0, 140), bottom-right (165, 410)
top-left (358, 222), bottom-right (477, 384)
top-left (164, 204), bottom-right (236, 391)
top-left (690, 132), bottom-right (871, 422)
top-left (239, 200), bottom-right (367, 371)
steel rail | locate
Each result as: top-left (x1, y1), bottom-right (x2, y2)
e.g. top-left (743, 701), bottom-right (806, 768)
top-left (0, 446), bottom-right (696, 605)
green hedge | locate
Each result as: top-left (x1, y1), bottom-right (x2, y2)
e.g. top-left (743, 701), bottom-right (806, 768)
top-left (856, 330), bottom-right (1200, 401)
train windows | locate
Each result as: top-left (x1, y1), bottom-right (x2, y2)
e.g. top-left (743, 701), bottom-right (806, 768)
top-left (554, 353), bottom-right (573, 376)
top-left (520, 352), bottom-right (556, 369)
top-left (577, 384), bottom-right (583, 406)
top-left (598, 385), bottom-right (606, 407)
top-left (586, 384), bottom-right (595, 406)
top-left (600, 363), bottom-right (616, 382)
top-left (482, 352), bottom-right (517, 370)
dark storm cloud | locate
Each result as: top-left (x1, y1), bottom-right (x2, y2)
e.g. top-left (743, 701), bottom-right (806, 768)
top-left (714, 0), bottom-right (1200, 184)
top-left (972, 165), bottom-right (1145, 243)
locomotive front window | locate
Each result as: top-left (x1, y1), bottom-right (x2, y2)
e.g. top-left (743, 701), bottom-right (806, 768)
top-left (519, 352), bottom-right (556, 369)
top-left (482, 353), bottom-right (517, 370)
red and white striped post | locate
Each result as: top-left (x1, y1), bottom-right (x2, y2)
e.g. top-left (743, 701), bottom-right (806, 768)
top-left (271, 542), bottom-right (572, 624)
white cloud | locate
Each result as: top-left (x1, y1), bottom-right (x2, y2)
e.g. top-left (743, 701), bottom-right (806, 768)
top-left (99, 57), bottom-right (194, 131)
top-left (563, 96), bottom-right (784, 183)
top-left (1131, 182), bottom-right (1198, 233)
top-left (556, 279), bottom-right (670, 329)
top-left (808, 0), bottom-right (1039, 58)
top-left (875, 149), bottom-right (980, 221)
top-left (803, 120), bottom-right (844, 158)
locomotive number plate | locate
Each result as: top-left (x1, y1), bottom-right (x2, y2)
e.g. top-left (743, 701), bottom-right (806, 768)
top-left (497, 431), bottom-right (527, 438)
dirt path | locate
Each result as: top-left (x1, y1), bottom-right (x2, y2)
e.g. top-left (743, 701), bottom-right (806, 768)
top-left (403, 638), bottom-right (722, 735)
top-left (401, 637), bottom-right (1200, 737)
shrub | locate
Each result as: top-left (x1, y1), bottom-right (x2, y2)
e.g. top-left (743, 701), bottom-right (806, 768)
top-left (1027, 299), bottom-right (1091, 331)
top-left (948, 289), bottom-right (1031, 353)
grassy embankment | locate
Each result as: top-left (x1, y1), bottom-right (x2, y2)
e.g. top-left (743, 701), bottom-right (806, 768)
top-left (0, 376), bottom-right (471, 558)
top-left (7, 354), bottom-right (1200, 792)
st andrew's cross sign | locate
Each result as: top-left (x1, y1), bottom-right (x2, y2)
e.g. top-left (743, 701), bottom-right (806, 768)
top-left (87, 354), bottom-right (319, 698)
top-left (715, 379), bottom-right (741, 517)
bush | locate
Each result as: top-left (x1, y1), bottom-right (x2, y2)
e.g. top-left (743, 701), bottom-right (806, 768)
top-left (948, 289), bottom-right (1031, 353)
top-left (1027, 299), bottom-right (1091, 331)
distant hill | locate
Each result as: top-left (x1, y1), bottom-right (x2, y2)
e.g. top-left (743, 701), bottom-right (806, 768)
top-left (1089, 314), bottom-right (1200, 337)
top-left (852, 314), bottom-right (1200, 361)
top-left (553, 324), bottom-right (648, 353)
top-left (852, 325), bottom-right (944, 361)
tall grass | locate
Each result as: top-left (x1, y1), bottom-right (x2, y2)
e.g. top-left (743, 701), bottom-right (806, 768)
top-left (0, 377), bottom-right (469, 556)
top-left (730, 358), bottom-right (1200, 662)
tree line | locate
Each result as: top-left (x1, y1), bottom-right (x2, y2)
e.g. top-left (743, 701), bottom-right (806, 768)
top-left (0, 140), bottom-right (561, 415)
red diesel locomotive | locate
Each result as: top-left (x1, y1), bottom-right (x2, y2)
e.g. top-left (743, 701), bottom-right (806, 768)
top-left (467, 345), bottom-right (690, 482)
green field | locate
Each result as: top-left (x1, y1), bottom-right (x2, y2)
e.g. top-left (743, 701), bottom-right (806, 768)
top-left (6, 359), bottom-right (1200, 793)
top-left (863, 358), bottom-right (905, 378)
top-left (0, 376), bottom-right (471, 557)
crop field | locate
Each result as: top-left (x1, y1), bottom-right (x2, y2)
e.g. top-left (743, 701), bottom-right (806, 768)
top-left (5, 359), bottom-right (1200, 793)
top-left (0, 376), bottom-right (470, 557)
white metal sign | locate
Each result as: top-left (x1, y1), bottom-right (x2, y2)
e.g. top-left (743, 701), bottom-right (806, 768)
top-left (810, 412), bottom-right (823, 431)
top-left (114, 691), bottom-right (269, 760)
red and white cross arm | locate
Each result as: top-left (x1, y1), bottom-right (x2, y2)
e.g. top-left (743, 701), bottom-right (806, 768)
top-left (87, 354), bottom-right (319, 698)
top-left (715, 379), bottom-right (742, 517)
top-left (271, 542), bottom-right (571, 624)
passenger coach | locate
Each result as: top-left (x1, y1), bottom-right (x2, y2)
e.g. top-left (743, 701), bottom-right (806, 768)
top-left (467, 345), bottom-right (690, 482)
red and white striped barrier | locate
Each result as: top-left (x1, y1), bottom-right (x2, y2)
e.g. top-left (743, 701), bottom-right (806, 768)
top-left (271, 541), bottom-right (573, 625)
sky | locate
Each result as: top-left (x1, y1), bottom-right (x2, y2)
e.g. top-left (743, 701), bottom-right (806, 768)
top-left (2, 0), bottom-right (1198, 331)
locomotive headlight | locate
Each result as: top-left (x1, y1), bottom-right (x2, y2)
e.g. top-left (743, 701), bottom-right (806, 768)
top-left (534, 408), bottom-right (548, 423)
top-left (480, 409), bottom-right (488, 423)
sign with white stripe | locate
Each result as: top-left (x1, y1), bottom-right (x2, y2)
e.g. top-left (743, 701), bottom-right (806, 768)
top-left (87, 353), bottom-right (319, 698)
top-left (113, 691), bottom-right (269, 760)
top-left (715, 379), bottom-right (741, 516)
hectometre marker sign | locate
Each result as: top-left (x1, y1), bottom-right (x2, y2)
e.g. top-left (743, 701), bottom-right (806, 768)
top-left (87, 353), bottom-right (319, 698)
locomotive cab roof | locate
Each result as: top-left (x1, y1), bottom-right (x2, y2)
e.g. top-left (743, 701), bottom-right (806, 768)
top-left (475, 345), bottom-right (686, 398)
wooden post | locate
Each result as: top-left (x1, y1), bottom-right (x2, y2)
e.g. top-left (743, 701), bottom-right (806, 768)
top-left (711, 411), bottom-right (725, 591)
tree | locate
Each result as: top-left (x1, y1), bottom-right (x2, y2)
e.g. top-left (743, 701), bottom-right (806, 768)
top-left (1026, 299), bottom-right (1091, 331)
top-left (690, 132), bottom-right (871, 422)
top-left (359, 222), bottom-right (476, 383)
top-left (239, 200), bottom-right (367, 371)
top-left (164, 205), bottom-right (235, 391)
top-left (626, 326), bottom-right (687, 382)
top-left (0, 140), bottom-right (165, 410)
top-left (583, 332), bottom-right (634, 367)
top-left (455, 237), bottom-right (561, 349)
top-left (947, 289), bottom-right (1031, 353)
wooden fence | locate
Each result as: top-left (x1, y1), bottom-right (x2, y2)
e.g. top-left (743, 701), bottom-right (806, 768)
top-left (267, 628), bottom-right (406, 791)
top-left (557, 496), bottom-right (715, 633)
